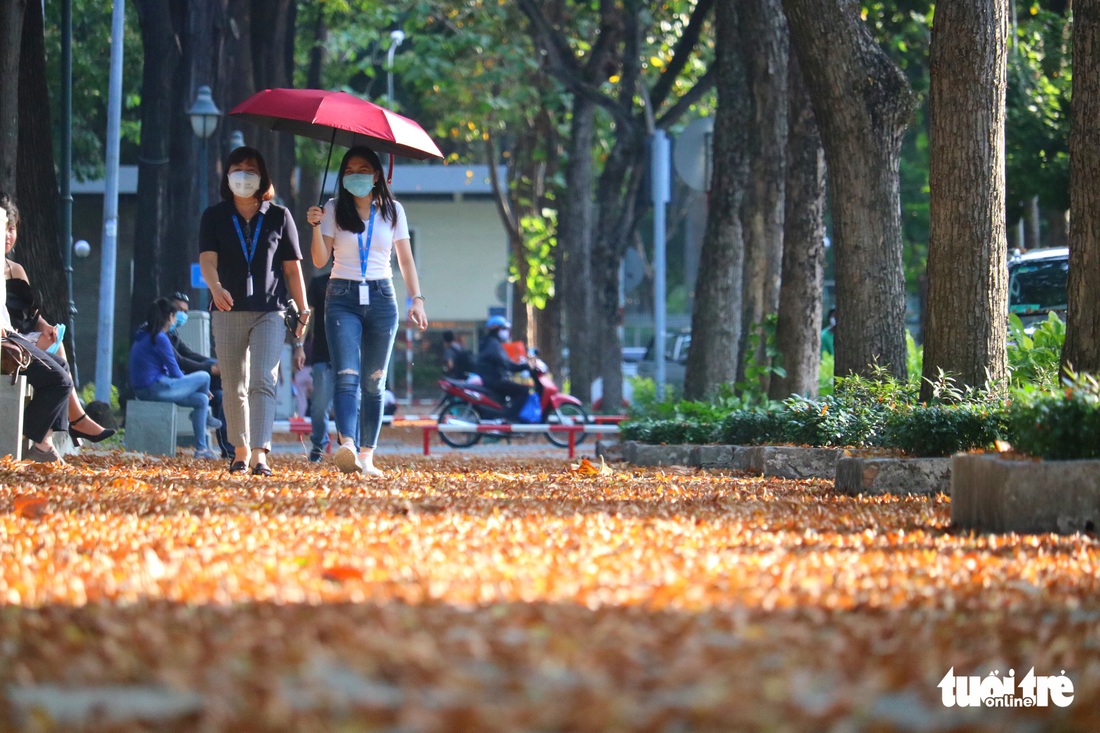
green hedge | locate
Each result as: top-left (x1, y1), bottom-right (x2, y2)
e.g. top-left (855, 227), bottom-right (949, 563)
top-left (1007, 374), bottom-right (1100, 460)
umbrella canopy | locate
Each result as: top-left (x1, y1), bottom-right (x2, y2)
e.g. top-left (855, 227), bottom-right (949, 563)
top-left (229, 88), bottom-right (443, 161)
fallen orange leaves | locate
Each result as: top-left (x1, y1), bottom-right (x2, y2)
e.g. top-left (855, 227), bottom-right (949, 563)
top-left (0, 452), bottom-right (1098, 730)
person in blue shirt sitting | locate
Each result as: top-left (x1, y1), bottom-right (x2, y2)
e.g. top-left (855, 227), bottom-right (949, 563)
top-left (128, 297), bottom-right (221, 459)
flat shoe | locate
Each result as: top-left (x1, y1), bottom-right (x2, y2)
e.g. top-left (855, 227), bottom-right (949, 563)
top-left (24, 445), bottom-right (64, 464)
top-left (251, 463), bottom-right (273, 476)
top-left (229, 461), bottom-right (248, 474)
top-left (334, 445), bottom-right (362, 474)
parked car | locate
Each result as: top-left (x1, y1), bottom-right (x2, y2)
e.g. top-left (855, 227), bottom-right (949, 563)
top-left (636, 329), bottom-right (691, 390)
top-left (1008, 247), bottom-right (1068, 332)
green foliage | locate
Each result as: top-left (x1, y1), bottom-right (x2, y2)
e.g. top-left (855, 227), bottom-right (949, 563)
top-left (818, 350), bottom-right (835, 397)
top-left (1007, 312), bottom-right (1065, 390)
top-left (1008, 373), bottom-right (1100, 460)
top-left (883, 402), bottom-right (1007, 457)
top-left (737, 315), bottom-right (787, 400)
top-left (515, 210), bottom-right (558, 308)
top-left (719, 409), bottom-right (785, 446)
top-left (79, 382), bottom-right (120, 413)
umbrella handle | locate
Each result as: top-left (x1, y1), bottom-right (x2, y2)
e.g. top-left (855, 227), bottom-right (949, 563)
top-left (318, 129), bottom-right (337, 207)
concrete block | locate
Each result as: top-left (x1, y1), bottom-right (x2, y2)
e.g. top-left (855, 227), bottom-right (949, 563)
top-left (761, 446), bottom-right (845, 480)
top-left (952, 453), bottom-right (1100, 534)
top-left (835, 456), bottom-right (951, 496)
top-left (692, 444), bottom-right (735, 468)
top-left (124, 400), bottom-right (178, 456)
top-left (0, 375), bottom-right (27, 460)
top-left (620, 441), bottom-right (639, 463)
top-left (631, 443), bottom-right (696, 467)
top-left (595, 440), bottom-right (625, 462)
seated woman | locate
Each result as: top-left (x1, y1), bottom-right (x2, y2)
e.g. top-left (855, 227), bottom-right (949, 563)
top-left (2, 192), bottom-right (114, 443)
top-left (0, 202), bottom-right (71, 463)
top-left (128, 298), bottom-right (220, 460)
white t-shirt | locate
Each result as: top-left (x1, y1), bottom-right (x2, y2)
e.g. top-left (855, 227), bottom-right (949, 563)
top-left (319, 198), bottom-right (410, 282)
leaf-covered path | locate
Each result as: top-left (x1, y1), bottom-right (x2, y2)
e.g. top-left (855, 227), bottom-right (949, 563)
top-left (1, 453), bottom-right (1098, 731)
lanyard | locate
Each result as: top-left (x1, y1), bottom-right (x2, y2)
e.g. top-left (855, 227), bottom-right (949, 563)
top-left (232, 212), bottom-right (264, 270)
top-left (357, 202), bottom-right (376, 282)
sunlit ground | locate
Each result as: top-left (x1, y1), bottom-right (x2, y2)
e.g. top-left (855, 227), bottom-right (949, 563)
top-left (1, 452), bottom-right (1098, 731)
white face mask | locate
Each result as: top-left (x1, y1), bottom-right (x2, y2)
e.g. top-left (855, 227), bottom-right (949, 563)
top-left (228, 171), bottom-right (261, 197)
top-left (498, 328), bottom-right (510, 341)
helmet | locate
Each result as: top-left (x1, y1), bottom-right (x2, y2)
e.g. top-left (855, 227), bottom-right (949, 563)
top-left (486, 315), bottom-right (511, 330)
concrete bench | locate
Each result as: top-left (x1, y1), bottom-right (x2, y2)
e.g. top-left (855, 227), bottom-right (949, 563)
top-left (125, 399), bottom-right (213, 456)
top-left (1, 375), bottom-right (28, 460)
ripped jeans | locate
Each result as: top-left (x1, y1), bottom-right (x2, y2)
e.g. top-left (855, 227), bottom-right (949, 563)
top-left (325, 278), bottom-right (399, 450)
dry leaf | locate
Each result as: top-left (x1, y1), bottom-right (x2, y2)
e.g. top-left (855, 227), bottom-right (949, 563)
top-left (321, 565), bottom-right (363, 583)
top-left (13, 494), bottom-right (48, 519)
top-left (570, 458), bottom-right (599, 475)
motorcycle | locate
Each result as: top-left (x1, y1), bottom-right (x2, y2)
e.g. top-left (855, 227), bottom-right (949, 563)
top-left (435, 353), bottom-right (589, 449)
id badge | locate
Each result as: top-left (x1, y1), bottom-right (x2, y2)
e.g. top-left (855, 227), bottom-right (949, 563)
top-left (359, 282), bottom-right (370, 306)
top-left (245, 275), bottom-right (254, 297)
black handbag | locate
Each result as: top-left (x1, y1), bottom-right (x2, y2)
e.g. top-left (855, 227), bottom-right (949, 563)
top-left (0, 335), bottom-right (32, 385)
top-left (284, 301), bottom-right (300, 333)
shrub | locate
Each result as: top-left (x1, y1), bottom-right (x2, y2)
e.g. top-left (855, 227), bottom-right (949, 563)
top-left (780, 394), bottom-right (887, 448)
top-left (1008, 373), bottom-right (1100, 460)
top-left (883, 403), bottom-right (1007, 457)
top-left (1007, 312), bottom-right (1065, 390)
top-left (719, 409), bottom-right (785, 446)
top-left (620, 418), bottom-right (720, 445)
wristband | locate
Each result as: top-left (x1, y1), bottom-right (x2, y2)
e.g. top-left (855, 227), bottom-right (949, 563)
top-left (412, 294), bottom-right (425, 302)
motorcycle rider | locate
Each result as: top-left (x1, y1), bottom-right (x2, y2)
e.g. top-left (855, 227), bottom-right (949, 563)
top-left (475, 316), bottom-right (531, 421)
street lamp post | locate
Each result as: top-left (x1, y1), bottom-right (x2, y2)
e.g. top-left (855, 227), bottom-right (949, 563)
top-left (187, 86), bottom-right (221, 309)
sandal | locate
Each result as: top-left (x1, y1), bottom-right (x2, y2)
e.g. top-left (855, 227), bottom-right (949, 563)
top-left (69, 412), bottom-right (116, 443)
top-left (251, 463), bottom-right (273, 476)
top-left (229, 461), bottom-right (248, 474)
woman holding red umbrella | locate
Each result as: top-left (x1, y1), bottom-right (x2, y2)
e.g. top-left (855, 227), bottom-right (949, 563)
top-left (306, 146), bottom-right (428, 476)
top-left (199, 146), bottom-right (310, 476)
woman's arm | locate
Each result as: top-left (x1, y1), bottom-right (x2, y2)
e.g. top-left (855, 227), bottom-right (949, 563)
top-left (393, 237), bottom-right (427, 332)
top-left (305, 206), bottom-right (333, 269)
top-left (156, 332), bottom-right (185, 379)
top-left (199, 251), bottom-right (233, 311)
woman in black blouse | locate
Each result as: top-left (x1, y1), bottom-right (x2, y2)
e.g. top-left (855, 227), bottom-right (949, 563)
top-left (198, 147), bottom-right (309, 475)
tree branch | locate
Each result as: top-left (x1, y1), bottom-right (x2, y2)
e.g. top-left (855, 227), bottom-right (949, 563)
top-left (651, 0), bottom-right (716, 108)
top-left (657, 66), bottom-right (717, 128)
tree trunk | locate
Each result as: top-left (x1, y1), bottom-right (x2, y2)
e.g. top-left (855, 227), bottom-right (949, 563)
top-left (1063, 0), bottom-right (1100, 374)
top-left (0, 0), bottom-right (26, 190)
top-left (1024, 195), bottom-right (1041, 250)
top-left (15, 0), bottom-right (66, 328)
top-left (922, 0), bottom-right (1009, 399)
top-left (296, 8), bottom-right (327, 282)
top-left (249, 0), bottom-right (297, 213)
top-left (130, 0), bottom-right (182, 334)
top-left (560, 99), bottom-right (598, 402)
top-left (770, 51), bottom-right (825, 400)
top-left (1046, 208), bottom-right (1069, 249)
top-left (783, 0), bottom-right (914, 380)
top-left (684, 0), bottom-right (751, 400)
top-left (738, 0), bottom-right (788, 392)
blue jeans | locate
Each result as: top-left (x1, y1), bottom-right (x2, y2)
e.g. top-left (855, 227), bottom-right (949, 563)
top-left (310, 361), bottom-right (334, 452)
top-left (326, 278), bottom-right (398, 450)
top-left (135, 371), bottom-right (212, 451)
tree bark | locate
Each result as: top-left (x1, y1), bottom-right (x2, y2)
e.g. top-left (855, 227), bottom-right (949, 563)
top-left (1063, 0), bottom-right (1100, 374)
top-left (738, 0), bottom-right (788, 392)
top-left (783, 0), bottom-right (914, 380)
top-left (14, 0), bottom-right (66, 329)
top-left (1024, 195), bottom-right (1041, 250)
top-left (130, 0), bottom-right (182, 333)
top-left (770, 51), bottom-right (825, 400)
top-left (0, 0), bottom-right (26, 190)
top-left (295, 7), bottom-right (327, 282)
top-left (684, 0), bottom-right (750, 400)
top-left (922, 0), bottom-right (1009, 399)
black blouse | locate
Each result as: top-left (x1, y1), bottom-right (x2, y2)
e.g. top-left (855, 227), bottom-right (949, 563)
top-left (198, 200), bottom-right (302, 312)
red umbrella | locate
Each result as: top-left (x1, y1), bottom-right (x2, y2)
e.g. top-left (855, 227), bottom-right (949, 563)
top-left (229, 88), bottom-right (444, 197)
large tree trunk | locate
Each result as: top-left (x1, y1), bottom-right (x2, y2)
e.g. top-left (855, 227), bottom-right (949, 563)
top-left (560, 99), bottom-right (598, 402)
top-left (130, 0), bottom-right (182, 334)
top-left (684, 1), bottom-right (751, 400)
top-left (770, 52), bottom-right (825, 400)
top-left (1063, 0), bottom-right (1100, 374)
top-left (922, 0), bottom-right (1009, 399)
top-left (15, 0), bottom-right (66, 328)
top-left (0, 0), bottom-right (26, 189)
top-left (738, 0), bottom-right (788, 391)
top-left (295, 7), bottom-right (327, 282)
top-left (249, 0), bottom-right (297, 212)
top-left (783, 0), bottom-right (914, 380)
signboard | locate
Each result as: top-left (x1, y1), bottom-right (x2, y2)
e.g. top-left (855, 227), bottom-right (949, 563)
top-left (190, 263), bottom-right (207, 289)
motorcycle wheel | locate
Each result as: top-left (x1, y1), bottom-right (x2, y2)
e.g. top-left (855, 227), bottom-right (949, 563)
top-left (438, 399), bottom-right (483, 448)
top-left (544, 404), bottom-right (589, 448)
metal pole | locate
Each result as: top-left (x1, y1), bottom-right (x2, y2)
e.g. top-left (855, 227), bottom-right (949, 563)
top-left (60, 0), bottom-right (76, 386)
top-left (651, 130), bottom-right (671, 400)
top-left (94, 0), bottom-right (125, 402)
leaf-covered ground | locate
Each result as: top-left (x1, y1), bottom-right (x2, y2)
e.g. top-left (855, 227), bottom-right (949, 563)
top-left (1, 452), bottom-right (1099, 732)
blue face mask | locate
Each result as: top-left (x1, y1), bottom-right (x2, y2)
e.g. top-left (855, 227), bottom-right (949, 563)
top-left (343, 173), bottom-right (375, 198)
top-left (171, 311), bottom-right (188, 331)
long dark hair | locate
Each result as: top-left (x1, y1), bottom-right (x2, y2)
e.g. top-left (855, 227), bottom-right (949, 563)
top-left (144, 297), bottom-right (177, 343)
top-left (218, 146), bottom-right (275, 202)
top-left (333, 146), bottom-right (397, 232)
